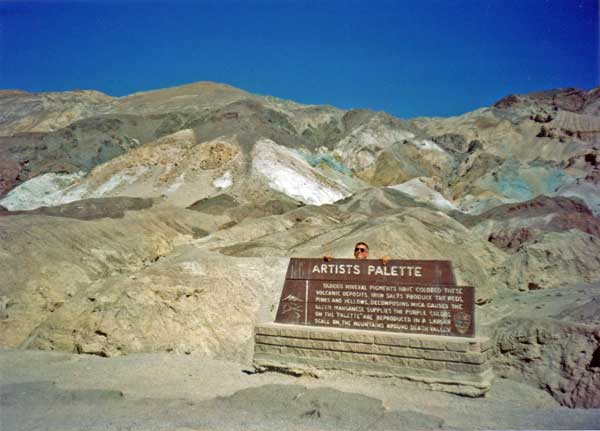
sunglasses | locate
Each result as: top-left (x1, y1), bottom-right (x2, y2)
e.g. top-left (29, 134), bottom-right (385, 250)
top-left (354, 247), bottom-right (368, 252)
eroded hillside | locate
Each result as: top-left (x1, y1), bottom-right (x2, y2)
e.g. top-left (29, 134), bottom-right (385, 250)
top-left (1, 82), bottom-right (599, 407)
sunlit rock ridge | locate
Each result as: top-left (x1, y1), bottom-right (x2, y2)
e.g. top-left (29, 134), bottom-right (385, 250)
top-left (0, 82), bottom-right (599, 408)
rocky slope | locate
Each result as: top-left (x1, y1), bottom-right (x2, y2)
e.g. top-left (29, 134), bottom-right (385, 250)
top-left (0, 82), bottom-right (599, 409)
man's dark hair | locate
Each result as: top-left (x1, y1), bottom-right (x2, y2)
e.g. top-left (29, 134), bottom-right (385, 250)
top-left (354, 242), bottom-right (369, 250)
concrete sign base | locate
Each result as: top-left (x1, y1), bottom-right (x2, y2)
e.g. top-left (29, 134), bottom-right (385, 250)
top-left (253, 322), bottom-right (494, 397)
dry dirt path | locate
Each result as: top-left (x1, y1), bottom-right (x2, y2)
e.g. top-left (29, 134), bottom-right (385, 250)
top-left (1, 348), bottom-right (599, 430)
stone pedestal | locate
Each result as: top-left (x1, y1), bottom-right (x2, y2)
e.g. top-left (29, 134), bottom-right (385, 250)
top-left (253, 322), bottom-right (494, 397)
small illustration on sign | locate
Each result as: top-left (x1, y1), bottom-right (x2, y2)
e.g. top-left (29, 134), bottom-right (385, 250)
top-left (453, 311), bottom-right (472, 334)
top-left (281, 294), bottom-right (303, 321)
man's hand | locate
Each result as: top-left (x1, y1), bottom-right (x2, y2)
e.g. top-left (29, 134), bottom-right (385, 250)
top-left (380, 255), bottom-right (391, 265)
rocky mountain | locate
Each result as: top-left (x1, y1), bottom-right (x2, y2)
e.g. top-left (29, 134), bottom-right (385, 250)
top-left (0, 82), bottom-right (599, 408)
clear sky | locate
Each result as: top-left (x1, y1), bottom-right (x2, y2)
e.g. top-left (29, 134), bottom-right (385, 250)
top-left (0, 0), bottom-right (597, 118)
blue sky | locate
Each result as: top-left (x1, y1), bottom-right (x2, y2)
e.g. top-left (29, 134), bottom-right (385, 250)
top-left (1, 0), bottom-right (597, 118)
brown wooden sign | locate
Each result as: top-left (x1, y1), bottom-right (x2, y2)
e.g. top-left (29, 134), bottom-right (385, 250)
top-left (275, 258), bottom-right (475, 337)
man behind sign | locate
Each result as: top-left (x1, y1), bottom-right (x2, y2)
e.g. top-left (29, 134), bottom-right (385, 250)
top-left (325, 242), bottom-right (391, 265)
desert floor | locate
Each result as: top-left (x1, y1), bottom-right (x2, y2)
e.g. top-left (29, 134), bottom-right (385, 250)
top-left (2, 348), bottom-right (599, 430)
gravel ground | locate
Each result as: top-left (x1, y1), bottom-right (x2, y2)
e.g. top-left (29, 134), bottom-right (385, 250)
top-left (1, 348), bottom-right (599, 430)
